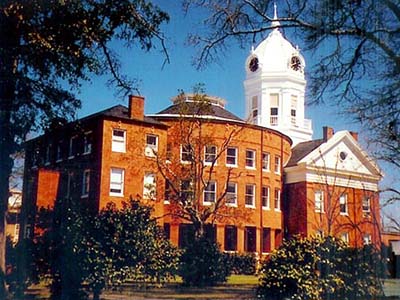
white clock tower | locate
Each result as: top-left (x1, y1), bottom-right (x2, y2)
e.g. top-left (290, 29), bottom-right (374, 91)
top-left (243, 5), bottom-right (313, 145)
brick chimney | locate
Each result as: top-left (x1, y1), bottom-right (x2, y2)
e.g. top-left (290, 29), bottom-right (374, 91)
top-left (323, 126), bottom-right (334, 142)
top-left (128, 95), bottom-right (144, 120)
top-left (349, 131), bottom-right (358, 141)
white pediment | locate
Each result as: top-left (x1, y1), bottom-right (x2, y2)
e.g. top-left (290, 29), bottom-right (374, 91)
top-left (285, 131), bottom-right (382, 191)
top-left (302, 131), bottom-right (381, 177)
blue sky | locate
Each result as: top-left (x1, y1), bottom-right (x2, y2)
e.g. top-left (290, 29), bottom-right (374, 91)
top-left (77, 1), bottom-right (354, 138)
top-left (74, 2), bottom-right (398, 222)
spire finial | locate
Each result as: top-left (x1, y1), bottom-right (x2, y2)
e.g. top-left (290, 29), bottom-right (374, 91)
top-left (271, 2), bottom-right (280, 29)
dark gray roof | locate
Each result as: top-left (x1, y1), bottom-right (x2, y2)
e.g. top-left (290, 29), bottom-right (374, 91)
top-left (83, 105), bottom-right (166, 126)
top-left (286, 139), bottom-right (325, 167)
top-left (155, 102), bottom-right (244, 122)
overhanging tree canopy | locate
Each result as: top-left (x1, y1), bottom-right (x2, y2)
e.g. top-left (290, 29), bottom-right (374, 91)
top-left (0, 0), bottom-right (169, 297)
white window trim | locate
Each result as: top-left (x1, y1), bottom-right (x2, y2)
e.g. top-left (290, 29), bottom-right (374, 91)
top-left (143, 172), bottom-right (156, 200)
top-left (45, 144), bottom-right (52, 166)
top-left (245, 184), bottom-right (256, 208)
top-left (274, 189), bottom-right (281, 212)
top-left (112, 129), bottom-right (126, 153)
top-left (110, 168), bottom-right (124, 197)
top-left (225, 182), bottom-right (237, 207)
top-left (68, 135), bottom-right (78, 159)
top-left (180, 144), bottom-right (193, 163)
top-left (81, 169), bottom-right (90, 198)
top-left (145, 134), bottom-right (158, 157)
top-left (203, 181), bottom-right (217, 205)
top-left (274, 155), bottom-right (281, 174)
top-left (315, 190), bottom-right (325, 213)
top-left (339, 194), bottom-right (348, 215)
top-left (83, 131), bottom-right (92, 155)
top-left (226, 147), bottom-right (238, 167)
top-left (56, 141), bottom-right (63, 162)
top-left (262, 152), bottom-right (270, 172)
top-left (341, 232), bottom-right (349, 244)
top-left (262, 186), bottom-right (270, 210)
top-left (362, 197), bottom-right (371, 213)
top-left (245, 149), bottom-right (256, 169)
top-left (204, 145), bottom-right (217, 166)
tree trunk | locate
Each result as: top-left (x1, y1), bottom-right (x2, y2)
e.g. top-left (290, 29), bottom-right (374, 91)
top-left (0, 14), bottom-right (19, 298)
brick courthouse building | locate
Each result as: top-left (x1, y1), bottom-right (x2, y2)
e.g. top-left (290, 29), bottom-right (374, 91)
top-left (20, 17), bottom-right (382, 253)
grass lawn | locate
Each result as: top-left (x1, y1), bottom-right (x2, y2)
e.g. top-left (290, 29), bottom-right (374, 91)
top-left (21, 276), bottom-right (400, 300)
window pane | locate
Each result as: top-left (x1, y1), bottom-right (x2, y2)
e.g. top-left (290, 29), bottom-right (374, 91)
top-left (245, 226), bottom-right (256, 252)
top-left (226, 147), bottom-right (237, 165)
top-left (225, 225), bottom-right (237, 251)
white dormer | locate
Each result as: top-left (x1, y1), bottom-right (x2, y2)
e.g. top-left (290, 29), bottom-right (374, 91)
top-left (243, 5), bottom-right (313, 145)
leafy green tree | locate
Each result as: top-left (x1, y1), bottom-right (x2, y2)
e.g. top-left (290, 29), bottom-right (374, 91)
top-left (82, 199), bottom-right (180, 300)
top-left (257, 235), bottom-right (384, 300)
top-left (179, 237), bottom-right (230, 287)
top-left (0, 1), bottom-right (169, 296)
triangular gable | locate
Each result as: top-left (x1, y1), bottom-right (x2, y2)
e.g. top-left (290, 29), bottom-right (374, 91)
top-left (299, 131), bottom-right (382, 179)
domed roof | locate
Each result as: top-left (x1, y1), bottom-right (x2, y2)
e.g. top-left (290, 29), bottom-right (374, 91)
top-left (247, 8), bottom-right (305, 74)
top-left (253, 30), bottom-right (303, 72)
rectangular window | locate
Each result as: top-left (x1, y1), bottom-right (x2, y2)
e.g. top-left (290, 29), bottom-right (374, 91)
top-left (56, 140), bottom-right (63, 162)
top-left (362, 197), bottom-right (371, 213)
top-left (262, 186), bottom-right (270, 209)
top-left (339, 194), bottom-right (348, 215)
top-left (226, 147), bottom-right (238, 166)
top-left (262, 152), bottom-right (270, 171)
top-left (163, 223), bottom-right (170, 239)
top-left (341, 232), bottom-right (349, 244)
top-left (274, 155), bottom-right (281, 174)
top-left (245, 149), bottom-right (256, 168)
top-left (45, 144), bottom-right (52, 165)
top-left (67, 172), bottom-right (73, 198)
top-left (143, 172), bottom-right (156, 200)
top-left (315, 190), bottom-right (324, 212)
top-left (224, 225), bottom-right (237, 251)
top-left (204, 181), bottom-right (216, 204)
top-left (262, 228), bottom-right (271, 253)
top-left (145, 134), bottom-right (158, 157)
top-left (68, 136), bottom-right (78, 159)
top-left (112, 129), bottom-right (126, 153)
top-left (110, 168), bottom-right (124, 196)
top-left (204, 145), bottom-right (217, 165)
top-left (252, 96), bottom-right (258, 122)
top-left (226, 182), bottom-right (237, 206)
top-left (291, 95), bottom-right (297, 125)
top-left (270, 93), bottom-right (279, 126)
top-left (181, 144), bottom-right (193, 162)
top-left (83, 131), bottom-right (92, 154)
top-left (180, 180), bottom-right (193, 202)
top-left (245, 184), bottom-right (255, 207)
top-left (164, 180), bottom-right (172, 204)
top-left (244, 226), bottom-right (256, 252)
top-left (275, 229), bottom-right (282, 248)
top-left (81, 169), bottom-right (90, 198)
top-left (274, 188), bottom-right (281, 211)
top-left (363, 234), bottom-right (372, 245)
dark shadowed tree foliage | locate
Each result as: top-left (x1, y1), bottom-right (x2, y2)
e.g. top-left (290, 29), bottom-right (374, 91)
top-left (179, 237), bottom-right (230, 287)
top-left (82, 199), bottom-right (180, 300)
top-left (257, 235), bottom-right (384, 300)
top-left (11, 198), bottom-right (179, 300)
top-left (0, 1), bottom-right (169, 297)
top-left (184, 0), bottom-right (400, 209)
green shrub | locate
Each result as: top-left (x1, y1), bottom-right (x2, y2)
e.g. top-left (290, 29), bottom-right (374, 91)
top-left (257, 235), bottom-right (384, 300)
top-left (224, 252), bottom-right (257, 275)
top-left (179, 237), bottom-right (230, 286)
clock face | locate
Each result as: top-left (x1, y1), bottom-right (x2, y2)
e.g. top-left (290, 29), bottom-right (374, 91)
top-left (290, 56), bottom-right (302, 71)
top-left (249, 57), bottom-right (259, 72)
